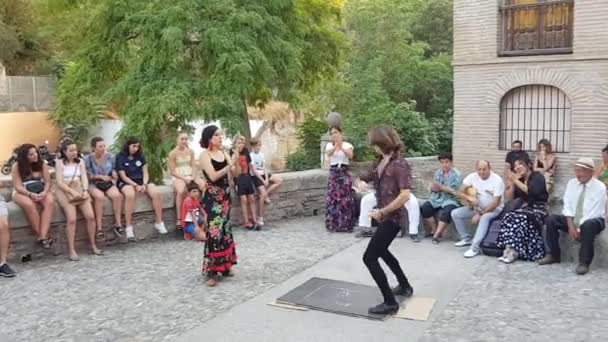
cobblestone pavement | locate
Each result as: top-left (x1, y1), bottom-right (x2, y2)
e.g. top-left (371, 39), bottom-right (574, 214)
top-left (420, 258), bottom-right (608, 342)
top-left (0, 216), bottom-right (358, 342)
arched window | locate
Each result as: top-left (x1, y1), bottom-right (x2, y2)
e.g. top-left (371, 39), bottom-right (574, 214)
top-left (500, 85), bottom-right (571, 152)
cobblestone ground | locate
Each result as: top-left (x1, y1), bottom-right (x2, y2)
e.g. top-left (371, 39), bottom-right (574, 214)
top-left (0, 216), bottom-right (357, 342)
top-left (420, 258), bottom-right (608, 342)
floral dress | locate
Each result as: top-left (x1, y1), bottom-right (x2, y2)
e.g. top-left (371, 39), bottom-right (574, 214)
top-left (496, 172), bottom-right (548, 261)
top-left (201, 158), bottom-right (237, 276)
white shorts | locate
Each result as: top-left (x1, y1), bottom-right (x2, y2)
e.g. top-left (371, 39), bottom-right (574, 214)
top-left (0, 200), bottom-right (8, 218)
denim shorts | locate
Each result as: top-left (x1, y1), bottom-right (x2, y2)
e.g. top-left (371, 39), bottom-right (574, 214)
top-left (0, 200), bottom-right (8, 218)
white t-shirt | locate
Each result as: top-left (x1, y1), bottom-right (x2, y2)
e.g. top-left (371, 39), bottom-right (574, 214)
top-left (325, 142), bottom-right (353, 166)
top-left (250, 151), bottom-right (265, 173)
top-left (463, 172), bottom-right (505, 210)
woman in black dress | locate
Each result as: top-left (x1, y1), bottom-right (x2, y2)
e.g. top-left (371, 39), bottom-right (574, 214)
top-left (198, 125), bottom-right (237, 287)
top-left (497, 159), bottom-right (548, 263)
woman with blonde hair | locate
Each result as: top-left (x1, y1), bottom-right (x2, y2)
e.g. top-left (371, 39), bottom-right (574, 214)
top-left (230, 135), bottom-right (260, 230)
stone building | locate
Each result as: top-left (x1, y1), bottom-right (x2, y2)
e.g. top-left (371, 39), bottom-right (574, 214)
top-left (453, 0), bottom-right (608, 194)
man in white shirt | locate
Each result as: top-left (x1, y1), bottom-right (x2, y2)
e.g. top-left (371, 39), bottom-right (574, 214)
top-left (451, 160), bottom-right (505, 258)
top-left (539, 157), bottom-right (607, 275)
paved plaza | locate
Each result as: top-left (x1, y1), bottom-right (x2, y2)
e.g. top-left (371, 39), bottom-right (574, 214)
top-left (1, 216), bottom-right (607, 342)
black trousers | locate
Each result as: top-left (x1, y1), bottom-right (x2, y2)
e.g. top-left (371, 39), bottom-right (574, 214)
top-left (420, 202), bottom-right (458, 223)
top-left (546, 214), bottom-right (605, 266)
top-left (363, 219), bottom-right (410, 305)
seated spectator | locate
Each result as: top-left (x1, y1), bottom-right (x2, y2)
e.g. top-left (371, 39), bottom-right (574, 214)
top-left (420, 153), bottom-right (462, 244)
top-left (54, 139), bottom-right (101, 260)
top-left (0, 196), bottom-right (16, 277)
top-left (539, 158), bottom-right (607, 275)
top-left (496, 159), bottom-right (548, 263)
top-left (533, 139), bottom-right (556, 193)
top-left (354, 185), bottom-right (421, 241)
top-left (249, 138), bottom-right (282, 226)
top-left (452, 160), bottom-right (504, 258)
top-left (181, 182), bottom-right (207, 241)
top-left (504, 140), bottom-right (530, 179)
top-left (11, 144), bottom-right (54, 248)
top-left (84, 137), bottom-right (123, 240)
top-left (230, 135), bottom-right (259, 230)
top-left (168, 131), bottom-right (206, 231)
top-left (594, 144), bottom-right (608, 186)
top-left (116, 138), bottom-right (167, 241)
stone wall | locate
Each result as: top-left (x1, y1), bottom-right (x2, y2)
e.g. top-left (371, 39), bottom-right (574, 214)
top-left (5, 158), bottom-right (440, 262)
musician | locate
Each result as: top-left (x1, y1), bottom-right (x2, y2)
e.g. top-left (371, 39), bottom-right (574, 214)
top-left (451, 160), bottom-right (505, 258)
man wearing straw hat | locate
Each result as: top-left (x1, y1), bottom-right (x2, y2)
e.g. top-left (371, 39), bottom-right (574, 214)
top-left (539, 157), bottom-right (607, 275)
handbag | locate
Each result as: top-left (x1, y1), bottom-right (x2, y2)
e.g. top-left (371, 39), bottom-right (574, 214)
top-left (24, 180), bottom-right (45, 194)
top-left (65, 164), bottom-right (87, 205)
top-left (94, 180), bottom-right (113, 192)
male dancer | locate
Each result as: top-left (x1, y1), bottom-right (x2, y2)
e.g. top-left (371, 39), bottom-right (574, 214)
top-left (358, 126), bottom-right (414, 314)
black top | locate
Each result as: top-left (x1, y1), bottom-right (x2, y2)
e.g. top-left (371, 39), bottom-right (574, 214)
top-left (505, 150), bottom-right (531, 171)
top-left (522, 171), bottom-right (548, 205)
top-left (203, 158), bottom-right (229, 187)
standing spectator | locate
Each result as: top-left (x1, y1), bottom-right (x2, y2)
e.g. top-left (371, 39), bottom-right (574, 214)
top-left (452, 160), bottom-right (505, 258)
top-left (0, 196), bottom-right (16, 277)
top-left (358, 126), bottom-right (414, 314)
top-left (116, 138), bottom-right (167, 241)
top-left (539, 158), bottom-right (607, 275)
top-left (84, 137), bottom-right (124, 240)
top-left (496, 159), bottom-right (548, 263)
top-left (533, 139), bottom-right (557, 193)
top-left (230, 135), bottom-right (259, 230)
top-left (54, 139), bottom-right (102, 260)
top-left (504, 140), bottom-right (530, 178)
top-left (11, 144), bottom-right (54, 248)
top-left (249, 138), bottom-right (282, 226)
top-left (324, 126), bottom-right (356, 232)
top-left (198, 125), bottom-right (237, 287)
top-left (168, 131), bottom-right (206, 231)
top-left (420, 153), bottom-right (462, 244)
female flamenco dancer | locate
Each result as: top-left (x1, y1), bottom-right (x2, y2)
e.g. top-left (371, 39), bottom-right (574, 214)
top-left (198, 125), bottom-right (237, 287)
top-left (357, 126), bottom-right (414, 314)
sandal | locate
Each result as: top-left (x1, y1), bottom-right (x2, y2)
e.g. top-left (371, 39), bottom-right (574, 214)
top-left (96, 230), bottom-right (105, 241)
top-left (113, 225), bottom-right (125, 238)
top-left (176, 220), bottom-right (183, 230)
top-left (41, 237), bottom-right (53, 249)
top-left (90, 249), bottom-right (105, 256)
top-left (244, 223), bottom-right (255, 230)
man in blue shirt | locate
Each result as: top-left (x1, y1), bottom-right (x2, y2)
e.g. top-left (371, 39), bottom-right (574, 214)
top-left (420, 153), bottom-right (462, 244)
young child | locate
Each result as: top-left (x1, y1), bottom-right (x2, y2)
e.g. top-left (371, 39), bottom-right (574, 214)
top-left (181, 182), bottom-right (207, 241)
top-left (231, 135), bottom-right (259, 230)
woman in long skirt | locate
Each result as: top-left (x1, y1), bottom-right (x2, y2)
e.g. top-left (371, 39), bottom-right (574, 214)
top-left (324, 126), bottom-right (356, 232)
top-left (497, 159), bottom-right (548, 263)
top-left (199, 125), bottom-right (237, 287)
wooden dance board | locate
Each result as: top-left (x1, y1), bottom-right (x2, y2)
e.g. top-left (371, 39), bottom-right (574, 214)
top-left (276, 277), bottom-right (402, 320)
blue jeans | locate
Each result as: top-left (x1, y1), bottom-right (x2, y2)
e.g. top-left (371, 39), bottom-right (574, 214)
top-left (451, 207), bottom-right (501, 249)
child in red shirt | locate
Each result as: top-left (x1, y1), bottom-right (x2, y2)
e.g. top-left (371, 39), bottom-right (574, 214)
top-left (181, 182), bottom-right (207, 240)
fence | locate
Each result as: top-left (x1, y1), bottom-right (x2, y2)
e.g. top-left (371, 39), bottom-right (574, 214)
top-left (0, 76), bottom-right (56, 112)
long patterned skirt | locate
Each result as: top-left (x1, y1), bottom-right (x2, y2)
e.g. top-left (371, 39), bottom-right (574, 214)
top-left (325, 165), bottom-right (356, 232)
top-left (201, 181), bottom-right (237, 276)
top-left (496, 202), bottom-right (547, 261)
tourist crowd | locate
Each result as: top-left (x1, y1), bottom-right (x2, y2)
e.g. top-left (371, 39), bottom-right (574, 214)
top-left (325, 129), bottom-right (608, 276)
top-left (0, 126), bottom-right (282, 285)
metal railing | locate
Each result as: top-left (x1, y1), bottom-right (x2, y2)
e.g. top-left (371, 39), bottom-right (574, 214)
top-left (0, 76), bottom-right (56, 112)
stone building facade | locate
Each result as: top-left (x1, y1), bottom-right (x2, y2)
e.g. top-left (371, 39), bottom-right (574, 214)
top-left (453, 0), bottom-right (608, 195)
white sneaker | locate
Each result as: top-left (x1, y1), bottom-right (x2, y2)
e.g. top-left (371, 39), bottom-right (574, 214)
top-left (454, 239), bottom-right (472, 247)
top-left (464, 247), bottom-right (480, 258)
top-left (125, 225), bottom-right (135, 240)
top-left (258, 217), bottom-right (264, 226)
top-left (155, 222), bottom-right (168, 234)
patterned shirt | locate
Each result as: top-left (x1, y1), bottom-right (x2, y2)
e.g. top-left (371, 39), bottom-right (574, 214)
top-left (360, 155), bottom-right (412, 224)
top-left (429, 168), bottom-right (462, 208)
top-left (84, 153), bottom-right (115, 178)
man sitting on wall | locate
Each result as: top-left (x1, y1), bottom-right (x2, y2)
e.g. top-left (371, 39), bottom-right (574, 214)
top-left (451, 160), bottom-right (505, 258)
top-left (504, 140), bottom-right (530, 179)
top-left (539, 158), bottom-right (607, 275)
top-left (353, 180), bottom-right (421, 241)
top-left (420, 152), bottom-right (462, 244)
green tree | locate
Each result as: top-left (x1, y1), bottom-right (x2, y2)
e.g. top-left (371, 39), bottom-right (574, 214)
top-left (0, 0), bottom-right (47, 74)
top-left (52, 0), bottom-right (344, 181)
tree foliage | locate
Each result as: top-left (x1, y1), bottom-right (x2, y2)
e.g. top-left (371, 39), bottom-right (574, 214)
top-left (51, 0), bottom-right (344, 181)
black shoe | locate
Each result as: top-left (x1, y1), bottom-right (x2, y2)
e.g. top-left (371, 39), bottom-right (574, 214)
top-left (113, 225), bottom-right (125, 238)
top-left (0, 263), bottom-right (16, 278)
top-left (432, 237), bottom-right (440, 244)
top-left (410, 234), bottom-right (421, 243)
top-left (392, 284), bottom-right (414, 298)
top-left (368, 302), bottom-right (400, 315)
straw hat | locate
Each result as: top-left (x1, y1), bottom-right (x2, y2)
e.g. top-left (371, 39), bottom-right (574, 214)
top-left (574, 157), bottom-right (595, 170)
